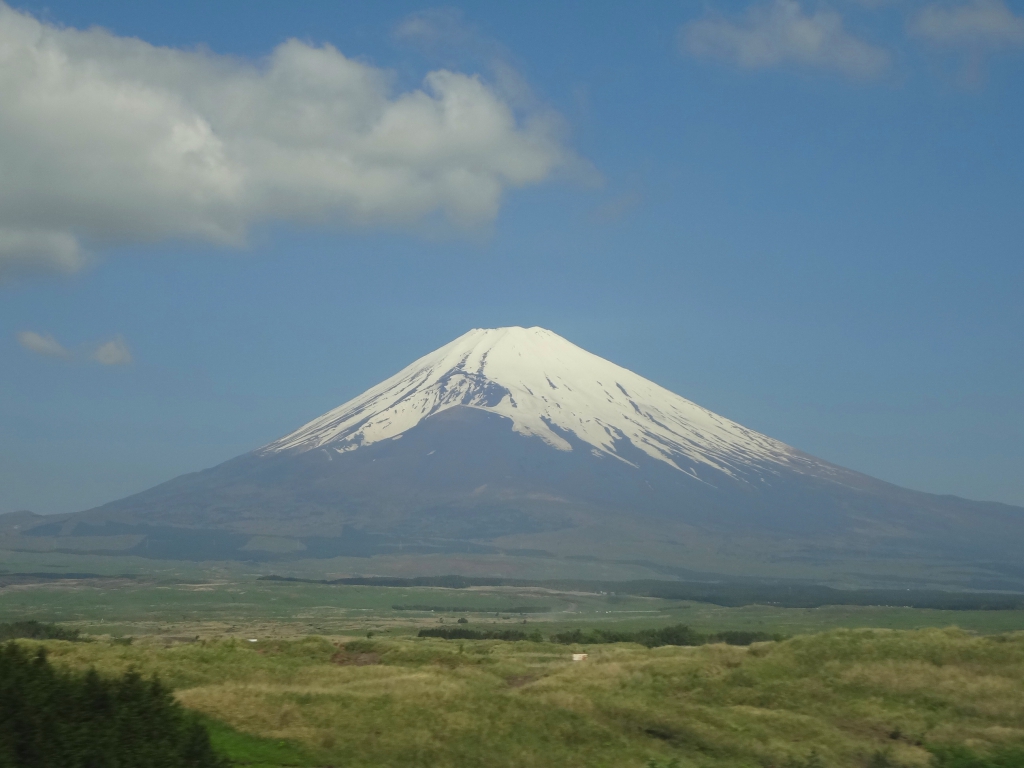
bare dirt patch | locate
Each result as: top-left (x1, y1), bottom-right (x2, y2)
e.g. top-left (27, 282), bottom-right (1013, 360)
top-left (505, 674), bottom-right (537, 688)
top-left (330, 650), bottom-right (381, 666)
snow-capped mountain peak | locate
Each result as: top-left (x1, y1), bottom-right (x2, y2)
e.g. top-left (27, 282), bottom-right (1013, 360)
top-left (260, 326), bottom-right (817, 479)
top-left (49, 327), bottom-right (1024, 579)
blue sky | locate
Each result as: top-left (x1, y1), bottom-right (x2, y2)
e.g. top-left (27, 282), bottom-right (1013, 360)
top-left (1, 0), bottom-right (1022, 514)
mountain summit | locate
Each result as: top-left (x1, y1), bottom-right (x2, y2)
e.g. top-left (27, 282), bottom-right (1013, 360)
top-left (8, 327), bottom-right (1024, 587)
top-left (263, 326), bottom-right (820, 482)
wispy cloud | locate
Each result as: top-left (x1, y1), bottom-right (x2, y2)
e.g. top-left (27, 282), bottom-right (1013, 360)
top-left (846, 0), bottom-right (905, 8)
top-left (590, 190), bottom-right (642, 225)
top-left (681, 0), bottom-right (891, 79)
top-left (394, 8), bottom-right (483, 52)
top-left (17, 331), bottom-right (70, 358)
top-left (911, 0), bottom-right (1024, 48)
top-left (16, 330), bottom-right (133, 365)
top-left (91, 337), bottom-right (132, 366)
top-left (0, 2), bottom-right (576, 282)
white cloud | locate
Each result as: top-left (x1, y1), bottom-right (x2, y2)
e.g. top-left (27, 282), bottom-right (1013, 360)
top-left (682, 0), bottom-right (891, 79)
top-left (91, 336), bottom-right (132, 366)
top-left (17, 330), bottom-right (70, 358)
top-left (911, 0), bottom-right (1024, 47)
top-left (0, 3), bottom-right (573, 281)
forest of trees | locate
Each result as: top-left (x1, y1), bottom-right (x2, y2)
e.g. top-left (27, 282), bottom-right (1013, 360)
top-left (0, 642), bottom-right (227, 768)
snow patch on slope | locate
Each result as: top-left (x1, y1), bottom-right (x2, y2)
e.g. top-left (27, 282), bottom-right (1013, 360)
top-left (260, 327), bottom-right (825, 480)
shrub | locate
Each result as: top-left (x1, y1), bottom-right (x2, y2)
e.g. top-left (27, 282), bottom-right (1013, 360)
top-left (928, 744), bottom-right (1024, 768)
top-left (633, 625), bottom-right (707, 648)
top-left (706, 630), bottom-right (785, 646)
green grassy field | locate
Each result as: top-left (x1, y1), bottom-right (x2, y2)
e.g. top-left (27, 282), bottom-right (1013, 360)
top-left (13, 628), bottom-right (1024, 768)
top-left (3, 575), bottom-right (1024, 640)
top-left (4, 567), bottom-right (1024, 766)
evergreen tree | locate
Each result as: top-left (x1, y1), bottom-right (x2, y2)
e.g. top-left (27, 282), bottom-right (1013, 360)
top-left (0, 642), bottom-right (227, 768)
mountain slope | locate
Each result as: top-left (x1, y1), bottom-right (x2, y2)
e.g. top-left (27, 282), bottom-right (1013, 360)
top-left (8, 326), bottom-right (1024, 587)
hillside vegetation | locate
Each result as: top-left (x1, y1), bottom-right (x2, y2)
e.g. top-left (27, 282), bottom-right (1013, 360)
top-left (18, 627), bottom-right (1024, 768)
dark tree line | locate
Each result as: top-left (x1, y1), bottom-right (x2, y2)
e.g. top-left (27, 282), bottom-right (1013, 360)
top-left (0, 621), bottom-right (82, 643)
top-left (0, 642), bottom-right (227, 768)
top-left (548, 625), bottom-right (783, 648)
top-left (416, 624), bottom-right (781, 647)
top-left (417, 627), bottom-right (544, 642)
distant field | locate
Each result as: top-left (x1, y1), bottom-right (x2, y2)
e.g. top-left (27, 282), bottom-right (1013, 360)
top-left (3, 574), bottom-right (1024, 640)
top-left (14, 627), bottom-right (1024, 768)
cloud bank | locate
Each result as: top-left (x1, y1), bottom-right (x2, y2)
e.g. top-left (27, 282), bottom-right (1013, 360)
top-left (681, 0), bottom-right (891, 78)
top-left (912, 0), bottom-right (1024, 48)
top-left (0, 3), bottom-right (573, 280)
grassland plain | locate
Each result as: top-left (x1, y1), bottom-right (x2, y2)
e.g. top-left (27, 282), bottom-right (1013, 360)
top-left (3, 576), bottom-right (1024, 640)
top-left (4, 566), bottom-right (1024, 766)
top-left (12, 628), bottom-right (1024, 768)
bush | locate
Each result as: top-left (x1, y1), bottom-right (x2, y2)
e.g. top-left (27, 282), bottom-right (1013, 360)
top-left (0, 641), bottom-right (227, 768)
top-left (633, 625), bottom-right (707, 648)
top-left (706, 630), bottom-right (785, 646)
top-left (929, 744), bottom-right (1024, 768)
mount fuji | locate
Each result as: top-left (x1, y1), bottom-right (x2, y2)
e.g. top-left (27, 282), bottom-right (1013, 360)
top-left (8, 327), bottom-right (1024, 586)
